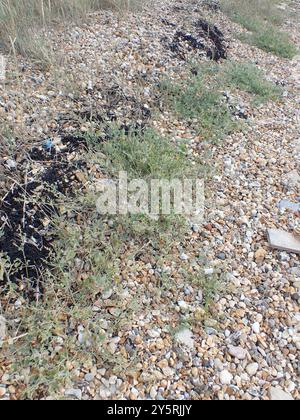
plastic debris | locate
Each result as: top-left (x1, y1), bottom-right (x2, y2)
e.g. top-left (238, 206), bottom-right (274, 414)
top-left (42, 138), bottom-right (54, 151)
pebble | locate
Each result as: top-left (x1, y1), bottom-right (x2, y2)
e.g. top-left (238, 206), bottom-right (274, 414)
top-left (65, 388), bottom-right (82, 400)
top-left (246, 363), bottom-right (259, 376)
top-left (217, 252), bottom-right (226, 260)
top-left (84, 373), bottom-right (95, 382)
top-left (228, 345), bottom-right (247, 360)
top-left (150, 386), bottom-right (157, 399)
top-left (99, 385), bottom-right (111, 399)
top-left (102, 289), bottom-right (113, 300)
top-left (283, 170), bottom-right (300, 189)
top-left (269, 387), bottom-right (294, 401)
top-left (252, 322), bottom-right (260, 334)
top-left (5, 159), bottom-right (17, 170)
top-left (130, 387), bottom-right (139, 400)
top-left (148, 329), bottom-right (161, 338)
top-left (175, 328), bottom-right (194, 350)
top-left (220, 370), bottom-right (233, 385)
top-left (180, 253), bottom-right (189, 261)
top-left (162, 367), bottom-right (174, 377)
top-left (177, 300), bottom-right (190, 313)
top-left (255, 248), bottom-right (267, 264)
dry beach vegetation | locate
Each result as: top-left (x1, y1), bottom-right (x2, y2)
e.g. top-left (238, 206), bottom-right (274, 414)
top-left (0, 0), bottom-right (299, 401)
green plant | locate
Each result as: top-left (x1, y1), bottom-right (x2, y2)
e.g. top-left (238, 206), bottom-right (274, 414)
top-left (225, 62), bottom-right (282, 102)
top-left (2, 205), bottom-right (132, 398)
top-left (87, 126), bottom-right (201, 242)
top-left (220, 0), bottom-right (298, 59)
top-left (221, 0), bottom-right (283, 27)
top-left (188, 271), bottom-right (221, 310)
top-left (249, 28), bottom-right (298, 59)
top-left (1, 122), bottom-right (207, 398)
top-left (0, 123), bottom-right (16, 157)
top-left (97, 126), bottom-right (194, 181)
top-left (161, 73), bottom-right (237, 142)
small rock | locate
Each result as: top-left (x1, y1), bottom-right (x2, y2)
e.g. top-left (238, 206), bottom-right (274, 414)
top-left (175, 328), bottom-right (194, 350)
top-left (192, 224), bottom-right (200, 232)
top-left (84, 373), bottom-right (94, 382)
top-left (269, 387), bottom-right (294, 401)
top-left (255, 248), bottom-right (267, 264)
top-left (99, 385), bottom-right (111, 399)
top-left (228, 345), bottom-right (247, 360)
top-left (283, 170), bottom-right (300, 189)
top-left (214, 358), bottom-right (224, 371)
top-left (130, 387), bottom-right (139, 400)
top-left (287, 381), bottom-right (296, 393)
top-left (252, 322), bottom-right (260, 334)
top-left (148, 329), bottom-right (160, 338)
top-left (108, 342), bottom-right (117, 354)
top-left (194, 307), bottom-right (206, 320)
top-left (177, 300), bottom-right (189, 313)
top-left (5, 159), bottom-right (17, 170)
top-left (246, 363), bottom-right (259, 376)
top-left (0, 387), bottom-right (6, 398)
top-left (65, 388), bottom-right (82, 400)
top-left (75, 170), bottom-right (87, 184)
top-left (180, 253), bottom-right (189, 261)
top-left (206, 327), bottom-right (218, 335)
top-left (220, 370), bottom-right (233, 385)
top-left (217, 252), bottom-right (226, 260)
top-left (102, 289), bottom-right (113, 300)
top-left (150, 386), bottom-right (157, 399)
top-left (162, 367), bottom-right (174, 377)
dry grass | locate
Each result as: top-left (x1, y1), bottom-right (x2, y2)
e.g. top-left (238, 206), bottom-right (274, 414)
top-left (0, 0), bottom-right (132, 63)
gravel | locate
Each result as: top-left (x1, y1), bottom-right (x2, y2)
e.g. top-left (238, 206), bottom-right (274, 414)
top-left (0, 0), bottom-right (299, 401)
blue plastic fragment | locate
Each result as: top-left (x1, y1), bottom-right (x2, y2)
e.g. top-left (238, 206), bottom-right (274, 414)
top-left (43, 138), bottom-right (54, 151)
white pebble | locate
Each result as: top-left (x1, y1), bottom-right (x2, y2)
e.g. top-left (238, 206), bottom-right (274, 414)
top-left (220, 370), bottom-right (233, 385)
top-left (246, 363), bottom-right (259, 376)
top-left (252, 322), bottom-right (260, 334)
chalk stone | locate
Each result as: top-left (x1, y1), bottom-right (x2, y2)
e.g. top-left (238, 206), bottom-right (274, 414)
top-left (267, 229), bottom-right (300, 254)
